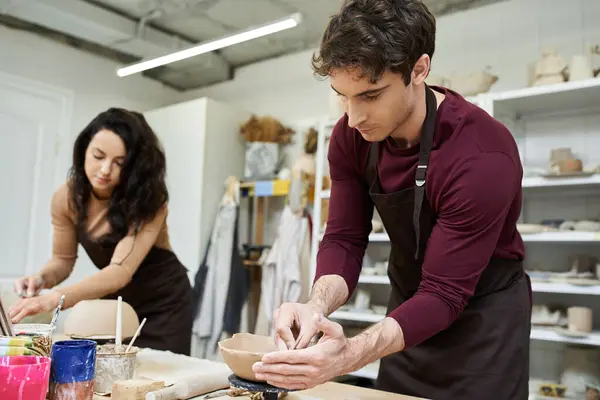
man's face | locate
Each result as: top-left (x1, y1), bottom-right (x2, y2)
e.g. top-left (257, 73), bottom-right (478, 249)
top-left (330, 68), bottom-right (416, 142)
top-left (330, 54), bottom-right (432, 143)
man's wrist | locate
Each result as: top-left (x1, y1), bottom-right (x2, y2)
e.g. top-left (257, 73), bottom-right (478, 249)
top-left (306, 298), bottom-right (330, 316)
top-left (307, 275), bottom-right (349, 316)
top-left (345, 317), bottom-right (405, 373)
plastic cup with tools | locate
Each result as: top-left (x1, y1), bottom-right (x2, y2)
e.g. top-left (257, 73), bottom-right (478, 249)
top-left (12, 323), bottom-right (56, 357)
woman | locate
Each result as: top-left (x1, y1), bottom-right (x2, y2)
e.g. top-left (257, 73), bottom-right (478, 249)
top-left (9, 108), bottom-right (194, 355)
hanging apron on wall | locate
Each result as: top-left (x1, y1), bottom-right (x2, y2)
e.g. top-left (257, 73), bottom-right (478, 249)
top-left (78, 230), bottom-right (194, 356)
top-left (367, 86), bottom-right (531, 399)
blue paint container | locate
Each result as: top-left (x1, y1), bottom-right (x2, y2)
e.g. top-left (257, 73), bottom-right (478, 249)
top-left (49, 340), bottom-right (97, 400)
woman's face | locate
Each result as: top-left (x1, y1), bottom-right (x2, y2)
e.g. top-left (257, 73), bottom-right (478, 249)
top-left (84, 129), bottom-right (126, 198)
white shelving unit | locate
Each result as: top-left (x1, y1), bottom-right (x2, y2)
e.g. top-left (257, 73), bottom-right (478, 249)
top-left (309, 77), bottom-right (600, 380)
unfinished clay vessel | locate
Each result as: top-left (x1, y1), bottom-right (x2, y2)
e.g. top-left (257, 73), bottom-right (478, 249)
top-left (548, 147), bottom-right (583, 174)
top-left (218, 333), bottom-right (277, 382)
top-left (447, 68), bottom-right (498, 96)
top-left (63, 299), bottom-right (139, 340)
top-left (533, 47), bottom-right (567, 86)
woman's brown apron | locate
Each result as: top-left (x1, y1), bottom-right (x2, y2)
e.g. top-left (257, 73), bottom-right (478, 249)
top-left (367, 86), bottom-right (531, 399)
top-left (79, 231), bottom-right (194, 356)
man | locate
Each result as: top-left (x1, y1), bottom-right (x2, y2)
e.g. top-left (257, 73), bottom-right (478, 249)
top-left (252, 0), bottom-right (531, 398)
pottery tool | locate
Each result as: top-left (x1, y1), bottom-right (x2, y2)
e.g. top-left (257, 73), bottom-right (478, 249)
top-left (50, 294), bottom-right (66, 328)
top-left (200, 389), bottom-right (230, 399)
top-left (145, 372), bottom-right (231, 400)
top-left (125, 317), bottom-right (147, 353)
top-left (116, 296), bottom-right (123, 352)
top-left (0, 297), bottom-right (13, 336)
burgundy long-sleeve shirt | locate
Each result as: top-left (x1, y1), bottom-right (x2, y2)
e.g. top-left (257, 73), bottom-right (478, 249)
top-left (315, 86), bottom-right (526, 348)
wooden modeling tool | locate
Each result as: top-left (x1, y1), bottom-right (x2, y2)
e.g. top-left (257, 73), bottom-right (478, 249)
top-left (125, 317), bottom-right (146, 353)
top-left (0, 297), bottom-right (13, 336)
top-left (116, 296), bottom-right (123, 352)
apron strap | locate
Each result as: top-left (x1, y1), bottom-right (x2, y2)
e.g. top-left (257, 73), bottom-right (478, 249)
top-left (413, 85), bottom-right (438, 260)
top-left (365, 141), bottom-right (380, 188)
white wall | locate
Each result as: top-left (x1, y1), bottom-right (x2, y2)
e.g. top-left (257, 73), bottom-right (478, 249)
top-left (179, 48), bottom-right (329, 124)
top-left (0, 25), bottom-right (180, 134)
top-left (144, 97), bottom-right (251, 280)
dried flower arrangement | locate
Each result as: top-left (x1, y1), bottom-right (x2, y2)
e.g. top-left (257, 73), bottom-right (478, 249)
top-left (239, 115), bottom-right (295, 144)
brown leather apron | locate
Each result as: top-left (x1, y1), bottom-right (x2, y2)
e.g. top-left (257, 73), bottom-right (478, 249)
top-left (368, 86), bottom-right (531, 399)
top-left (79, 230), bottom-right (194, 355)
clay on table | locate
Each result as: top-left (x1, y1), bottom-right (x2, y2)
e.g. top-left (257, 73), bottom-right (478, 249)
top-left (218, 333), bottom-right (277, 382)
top-left (63, 299), bottom-right (139, 340)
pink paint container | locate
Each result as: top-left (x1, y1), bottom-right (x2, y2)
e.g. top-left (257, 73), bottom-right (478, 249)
top-left (0, 355), bottom-right (51, 400)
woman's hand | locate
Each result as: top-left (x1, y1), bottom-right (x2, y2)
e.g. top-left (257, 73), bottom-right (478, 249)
top-left (13, 275), bottom-right (45, 298)
top-left (8, 291), bottom-right (62, 324)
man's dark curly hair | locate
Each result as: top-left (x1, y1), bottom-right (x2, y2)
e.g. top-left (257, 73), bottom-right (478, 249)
top-left (68, 107), bottom-right (168, 246)
top-left (312, 0), bottom-right (436, 85)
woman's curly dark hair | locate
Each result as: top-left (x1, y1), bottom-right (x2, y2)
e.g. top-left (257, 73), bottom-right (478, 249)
top-left (68, 107), bottom-right (168, 246)
top-left (312, 0), bottom-right (436, 85)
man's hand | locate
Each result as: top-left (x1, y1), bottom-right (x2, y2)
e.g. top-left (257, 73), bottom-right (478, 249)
top-left (8, 291), bottom-right (63, 323)
top-left (254, 313), bottom-right (359, 390)
top-left (273, 302), bottom-right (325, 351)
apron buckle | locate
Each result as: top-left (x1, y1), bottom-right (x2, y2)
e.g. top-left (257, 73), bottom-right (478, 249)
top-left (415, 165), bottom-right (427, 187)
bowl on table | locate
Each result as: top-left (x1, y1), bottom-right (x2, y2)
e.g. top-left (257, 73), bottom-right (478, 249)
top-left (218, 333), bottom-right (277, 382)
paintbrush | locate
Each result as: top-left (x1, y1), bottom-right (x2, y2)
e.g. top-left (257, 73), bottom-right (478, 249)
top-left (50, 294), bottom-right (66, 328)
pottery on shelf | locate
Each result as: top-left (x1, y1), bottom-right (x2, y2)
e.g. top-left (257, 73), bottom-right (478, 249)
top-left (63, 299), bottom-right (140, 341)
top-left (568, 55), bottom-right (594, 81)
top-left (425, 74), bottom-right (449, 87)
top-left (532, 47), bottom-right (567, 86)
top-left (548, 147), bottom-right (583, 175)
top-left (566, 43), bottom-right (599, 82)
top-left (447, 67), bottom-right (498, 96)
top-left (218, 333), bottom-right (277, 382)
top-left (371, 219), bottom-right (384, 233)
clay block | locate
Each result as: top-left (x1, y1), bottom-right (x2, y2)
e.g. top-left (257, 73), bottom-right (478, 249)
top-left (111, 379), bottom-right (165, 400)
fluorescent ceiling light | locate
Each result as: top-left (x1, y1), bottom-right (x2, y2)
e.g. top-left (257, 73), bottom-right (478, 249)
top-left (117, 13), bottom-right (303, 77)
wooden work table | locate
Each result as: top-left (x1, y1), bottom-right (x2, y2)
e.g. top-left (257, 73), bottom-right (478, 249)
top-left (93, 382), bottom-right (425, 400)
top-left (205, 382), bottom-right (427, 399)
top-left (49, 335), bottom-right (423, 400)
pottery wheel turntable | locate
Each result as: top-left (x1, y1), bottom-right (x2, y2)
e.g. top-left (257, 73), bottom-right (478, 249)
top-left (228, 374), bottom-right (298, 399)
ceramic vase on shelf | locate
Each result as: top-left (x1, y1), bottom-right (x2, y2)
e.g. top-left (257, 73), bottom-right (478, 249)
top-left (568, 54), bottom-right (594, 81)
top-left (567, 42), bottom-right (599, 81)
top-left (532, 47), bottom-right (567, 86)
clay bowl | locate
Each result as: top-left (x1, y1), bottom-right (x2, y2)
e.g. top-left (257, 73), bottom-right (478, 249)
top-left (63, 299), bottom-right (139, 341)
top-left (218, 333), bottom-right (277, 382)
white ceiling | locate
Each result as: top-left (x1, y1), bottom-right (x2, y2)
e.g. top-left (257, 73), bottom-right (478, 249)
top-left (0, 0), bottom-right (508, 91)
